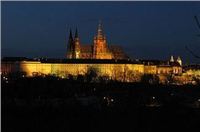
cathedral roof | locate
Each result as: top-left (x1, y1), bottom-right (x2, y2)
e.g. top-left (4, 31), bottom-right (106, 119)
top-left (109, 45), bottom-right (129, 59)
top-left (80, 45), bottom-right (92, 53)
top-left (109, 45), bottom-right (125, 53)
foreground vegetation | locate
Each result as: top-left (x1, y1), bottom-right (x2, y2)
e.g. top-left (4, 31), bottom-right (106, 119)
top-left (2, 75), bottom-right (200, 132)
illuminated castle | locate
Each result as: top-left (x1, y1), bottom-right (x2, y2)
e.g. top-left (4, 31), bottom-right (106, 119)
top-left (66, 22), bottom-right (128, 60)
top-left (4, 21), bottom-right (200, 85)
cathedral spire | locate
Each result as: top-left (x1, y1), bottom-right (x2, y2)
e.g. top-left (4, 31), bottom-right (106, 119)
top-left (75, 28), bottom-right (78, 38)
top-left (69, 28), bottom-right (73, 39)
top-left (97, 20), bottom-right (103, 38)
top-left (66, 28), bottom-right (74, 59)
top-left (73, 27), bottom-right (80, 59)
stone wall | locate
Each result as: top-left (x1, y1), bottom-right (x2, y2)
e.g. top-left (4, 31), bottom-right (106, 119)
top-left (1, 61), bottom-right (184, 83)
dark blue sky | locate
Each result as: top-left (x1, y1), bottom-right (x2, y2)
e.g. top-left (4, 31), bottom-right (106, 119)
top-left (2, 1), bottom-right (200, 63)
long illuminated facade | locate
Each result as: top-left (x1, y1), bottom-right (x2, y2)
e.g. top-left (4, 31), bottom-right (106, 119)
top-left (1, 58), bottom-right (183, 83)
top-left (3, 58), bottom-right (200, 85)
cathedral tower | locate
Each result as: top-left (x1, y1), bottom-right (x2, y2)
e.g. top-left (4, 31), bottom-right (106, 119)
top-left (93, 21), bottom-right (112, 59)
top-left (66, 29), bottom-right (74, 59)
top-left (73, 28), bottom-right (81, 59)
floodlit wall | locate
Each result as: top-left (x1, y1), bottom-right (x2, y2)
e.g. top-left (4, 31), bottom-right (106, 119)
top-left (1, 61), bottom-right (185, 83)
top-left (184, 69), bottom-right (200, 77)
top-left (144, 65), bottom-right (157, 74)
top-left (1, 61), bottom-right (144, 80)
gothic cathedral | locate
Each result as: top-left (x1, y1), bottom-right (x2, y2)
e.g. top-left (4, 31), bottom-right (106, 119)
top-left (66, 22), bottom-right (128, 60)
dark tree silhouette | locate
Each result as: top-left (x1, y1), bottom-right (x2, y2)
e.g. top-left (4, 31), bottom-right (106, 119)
top-left (86, 66), bottom-right (99, 82)
top-left (141, 74), bottom-right (159, 84)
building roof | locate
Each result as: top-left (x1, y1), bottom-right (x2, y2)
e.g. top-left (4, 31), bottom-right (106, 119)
top-left (183, 64), bottom-right (200, 70)
top-left (1, 57), bottom-right (182, 66)
top-left (2, 57), bottom-right (29, 61)
top-left (80, 45), bottom-right (92, 53)
top-left (2, 57), bottom-right (142, 64)
top-left (139, 59), bottom-right (181, 67)
top-left (109, 45), bottom-right (129, 59)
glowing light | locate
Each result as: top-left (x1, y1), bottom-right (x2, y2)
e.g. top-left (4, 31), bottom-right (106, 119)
top-left (1, 58), bottom-right (187, 84)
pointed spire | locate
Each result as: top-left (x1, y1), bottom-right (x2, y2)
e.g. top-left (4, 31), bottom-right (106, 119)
top-left (97, 20), bottom-right (103, 38)
top-left (69, 28), bottom-right (72, 38)
top-left (75, 28), bottom-right (78, 38)
top-left (67, 28), bottom-right (74, 57)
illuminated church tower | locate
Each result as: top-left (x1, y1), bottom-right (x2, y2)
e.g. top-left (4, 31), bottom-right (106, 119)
top-left (66, 29), bottom-right (81, 59)
top-left (66, 21), bottom-right (127, 60)
top-left (92, 21), bottom-right (112, 59)
top-left (73, 28), bottom-right (81, 59)
top-left (177, 56), bottom-right (182, 66)
top-left (66, 29), bottom-right (74, 59)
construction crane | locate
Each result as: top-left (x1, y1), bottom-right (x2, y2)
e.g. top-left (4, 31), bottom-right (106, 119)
top-left (185, 15), bottom-right (200, 59)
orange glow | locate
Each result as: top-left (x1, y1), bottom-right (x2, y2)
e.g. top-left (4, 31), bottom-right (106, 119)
top-left (3, 60), bottom-right (197, 84)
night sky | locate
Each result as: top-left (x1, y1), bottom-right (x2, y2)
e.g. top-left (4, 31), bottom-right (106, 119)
top-left (2, 1), bottom-right (200, 64)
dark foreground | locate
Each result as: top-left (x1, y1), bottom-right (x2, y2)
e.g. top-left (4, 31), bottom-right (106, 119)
top-left (2, 76), bottom-right (200, 132)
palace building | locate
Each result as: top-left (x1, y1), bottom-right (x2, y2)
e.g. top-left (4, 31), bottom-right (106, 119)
top-left (66, 22), bottom-right (128, 60)
top-left (1, 56), bottom-right (183, 83)
top-left (4, 22), bottom-right (199, 84)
